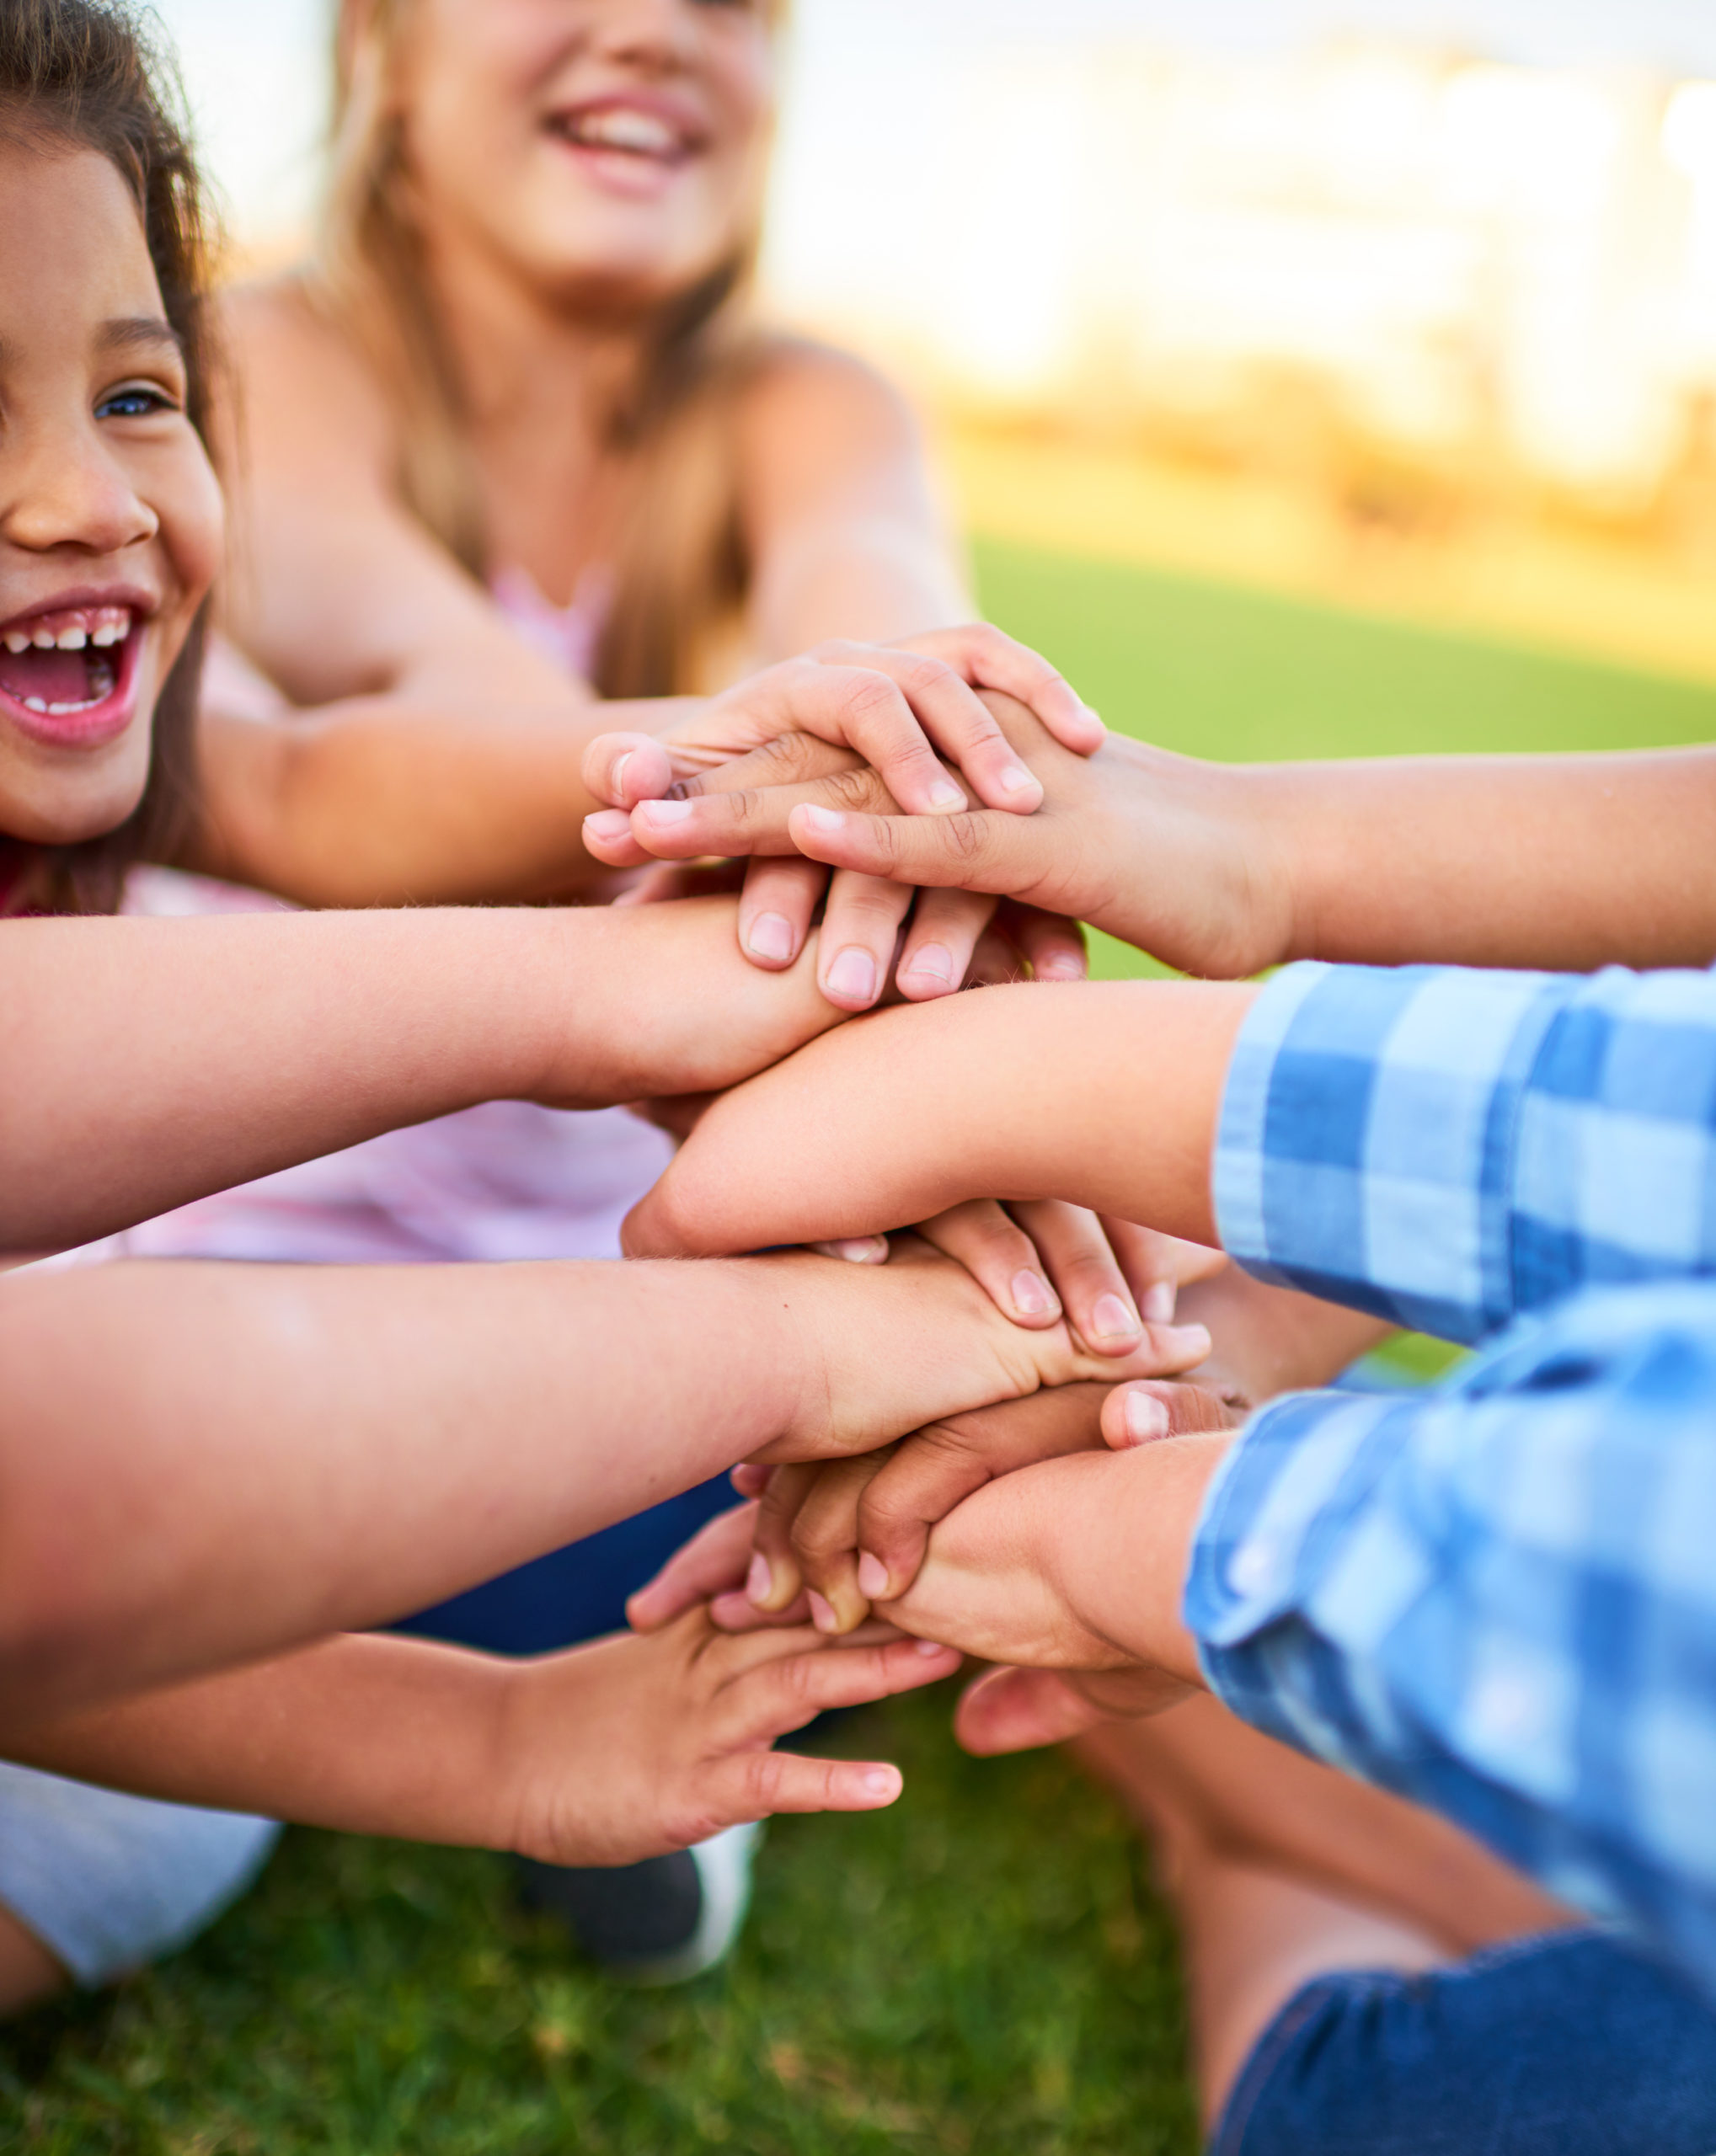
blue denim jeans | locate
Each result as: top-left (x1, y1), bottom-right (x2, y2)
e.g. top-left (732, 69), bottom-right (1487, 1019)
top-left (1213, 1930), bottom-right (1716, 2156)
top-left (394, 1477), bottom-right (739, 1656)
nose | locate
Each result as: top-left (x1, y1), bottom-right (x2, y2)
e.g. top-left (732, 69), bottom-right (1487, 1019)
top-left (587, 0), bottom-right (702, 71)
top-left (1, 413), bottom-right (158, 561)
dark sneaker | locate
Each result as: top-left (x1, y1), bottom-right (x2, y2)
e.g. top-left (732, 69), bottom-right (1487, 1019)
top-left (514, 1821), bottom-right (761, 1986)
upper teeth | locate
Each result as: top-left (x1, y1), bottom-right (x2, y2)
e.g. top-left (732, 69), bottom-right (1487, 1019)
top-left (2, 606), bottom-right (131, 654)
top-left (570, 109), bottom-right (679, 155)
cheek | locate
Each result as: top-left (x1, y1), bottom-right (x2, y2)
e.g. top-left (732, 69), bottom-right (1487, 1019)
top-left (157, 446), bottom-right (225, 632)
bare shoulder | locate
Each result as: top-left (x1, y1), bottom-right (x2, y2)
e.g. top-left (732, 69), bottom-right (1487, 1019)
top-left (217, 275), bottom-right (396, 480)
top-left (738, 334), bottom-right (926, 461)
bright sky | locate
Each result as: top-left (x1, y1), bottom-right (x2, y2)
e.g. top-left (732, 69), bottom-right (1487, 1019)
top-left (152, 0), bottom-right (1716, 247)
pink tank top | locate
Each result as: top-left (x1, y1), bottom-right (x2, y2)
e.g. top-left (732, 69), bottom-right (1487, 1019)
top-left (119, 577), bottom-right (674, 1267)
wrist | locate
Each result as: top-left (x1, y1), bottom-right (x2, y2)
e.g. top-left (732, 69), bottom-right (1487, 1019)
top-left (1225, 766), bottom-right (1302, 973)
top-left (1050, 1438), bottom-right (1229, 1689)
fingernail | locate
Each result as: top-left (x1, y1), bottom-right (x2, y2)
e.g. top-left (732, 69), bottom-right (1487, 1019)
top-left (807, 1590), bottom-right (838, 1634)
top-left (913, 1637), bottom-right (949, 1657)
top-left (998, 763), bottom-right (1039, 796)
top-left (1036, 951), bottom-right (1086, 981)
top-left (904, 943), bottom-right (956, 986)
top-left (1093, 1292), bottom-right (1141, 1340)
top-left (858, 1551), bottom-right (890, 1598)
top-left (1143, 1282), bottom-right (1178, 1326)
top-left (637, 798), bottom-right (694, 826)
top-left (1166, 1323), bottom-right (1213, 1362)
top-left (860, 1768), bottom-right (899, 1798)
top-left (1011, 1267), bottom-right (1056, 1317)
top-left (612, 751), bottom-right (633, 798)
top-left (800, 806), bottom-right (847, 835)
top-left (746, 1553), bottom-right (772, 1605)
top-left (815, 1236), bottom-right (890, 1264)
top-left (1083, 704), bottom-right (1106, 734)
top-left (1124, 1389), bottom-right (1171, 1444)
top-left (826, 947), bottom-right (879, 1005)
top-left (746, 912), bottom-right (795, 963)
top-left (927, 779), bottom-right (968, 812)
top-left (584, 809), bottom-right (632, 842)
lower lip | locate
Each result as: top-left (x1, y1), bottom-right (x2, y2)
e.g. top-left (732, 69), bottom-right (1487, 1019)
top-left (0, 632), bottom-right (144, 752)
top-left (547, 131), bottom-right (692, 200)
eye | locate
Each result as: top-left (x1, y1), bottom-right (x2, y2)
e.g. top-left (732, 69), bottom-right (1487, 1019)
top-left (95, 381), bottom-right (179, 421)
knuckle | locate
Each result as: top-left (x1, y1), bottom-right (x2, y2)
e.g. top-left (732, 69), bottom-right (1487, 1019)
top-left (900, 655), bottom-right (956, 696)
top-left (744, 1749), bottom-right (790, 1809)
top-left (826, 764), bottom-right (892, 812)
top-left (940, 812), bottom-right (996, 865)
top-left (840, 673), bottom-right (908, 727)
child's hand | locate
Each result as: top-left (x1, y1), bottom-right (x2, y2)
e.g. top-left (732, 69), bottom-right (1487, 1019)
top-left (591, 692), bottom-right (1294, 985)
top-left (868, 1403), bottom-right (1238, 1708)
top-left (536, 894), bottom-right (850, 1110)
top-left (768, 1370), bottom-right (1242, 1634)
top-left (736, 1237), bottom-right (1216, 1470)
top-left (582, 635), bottom-right (1101, 1010)
top-left (821, 1206), bottom-right (1226, 1357)
top-left (494, 1608), bottom-right (960, 1868)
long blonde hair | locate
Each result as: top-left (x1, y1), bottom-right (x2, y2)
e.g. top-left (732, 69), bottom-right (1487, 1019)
top-left (313, 0), bottom-right (783, 697)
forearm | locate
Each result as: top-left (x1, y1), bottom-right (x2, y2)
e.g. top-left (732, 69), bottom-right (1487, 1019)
top-left (0, 1256), bottom-right (795, 1726)
top-left (1053, 1442), bottom-right (1227, 1684)
top-left (634, 979), bottom-right (1256, 1258)
top-left (189, 695), bottom-right (703, 909)
top-left (1270, 747), bottom-right (1716, 970)
top-left (0, 899), bottom-right (836, 1252)
top-left (0, 908), bottom-right (558, 1250)
top-left (748, 523), bottom-right (971, 659)
top-left (7, 1634), bottom-right (516, 1848)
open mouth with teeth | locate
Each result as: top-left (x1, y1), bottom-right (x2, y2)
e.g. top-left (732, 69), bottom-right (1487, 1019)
top-left (0, 606), bottom-right (140, 740)
top-left (547, 104), bottom-right (698, 168)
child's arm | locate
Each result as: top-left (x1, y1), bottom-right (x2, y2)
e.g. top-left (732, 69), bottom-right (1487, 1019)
top-left (623, 979), bottom-right (1257, 1266)
top-left (184, 622), bottom-right (1096, 914)
top-left (590, 694), bottom-right (1716, 978)
top-left (0, 896), bottom-right (843, 1254)
top-left (8, 1621), bottom-right (960, 1864)
top-left (0, 1239), bottom-right (1183, 1728)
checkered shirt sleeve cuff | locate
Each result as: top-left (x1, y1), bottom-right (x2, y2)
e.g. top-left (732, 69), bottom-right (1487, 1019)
top-left (1213, 960), bottom-right (1716, 1344)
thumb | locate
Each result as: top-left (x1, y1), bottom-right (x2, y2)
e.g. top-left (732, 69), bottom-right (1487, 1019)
top-left (954, 1666), bottom-right (1115, 1755)
top-left (582, 730), bottom-right (675, 808)
top-left (1102, 1379), bottom-right (1246, 1452)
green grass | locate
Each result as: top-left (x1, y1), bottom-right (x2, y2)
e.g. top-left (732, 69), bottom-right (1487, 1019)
top-left (0, 1692), bottom-right (1194, 2156)
top-left (973, 537), bottom-right (1716, 984)
top-left (8, 547), bottom-right (1715, 2152)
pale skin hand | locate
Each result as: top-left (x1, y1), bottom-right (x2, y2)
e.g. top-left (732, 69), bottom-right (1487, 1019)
top-left (9, 1621), bottom-right (962, 1868)
top-left (588, 693), bottom-right (1716, 978)
top-left (0, 1238), bottom-right (1193, 1729)
top-left (582, 632), bottom-right (1102, 1010)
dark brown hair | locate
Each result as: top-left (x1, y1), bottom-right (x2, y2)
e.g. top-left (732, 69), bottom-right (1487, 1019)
top-left (1, 0), bottom-right (215, 914)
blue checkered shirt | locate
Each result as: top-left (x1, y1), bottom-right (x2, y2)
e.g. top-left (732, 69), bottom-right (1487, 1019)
top-left (1191, 961), bottom-right (1716, 1987)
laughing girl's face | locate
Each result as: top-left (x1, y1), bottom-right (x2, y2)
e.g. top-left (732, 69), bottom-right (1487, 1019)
top-left (0, 140), bottom-right (222, 848)
top-left (396, 0), bottom-right (777, 312)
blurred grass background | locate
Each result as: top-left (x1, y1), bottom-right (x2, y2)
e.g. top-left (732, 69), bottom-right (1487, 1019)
top-left (6, 551), bottom-right (1713, 2153)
